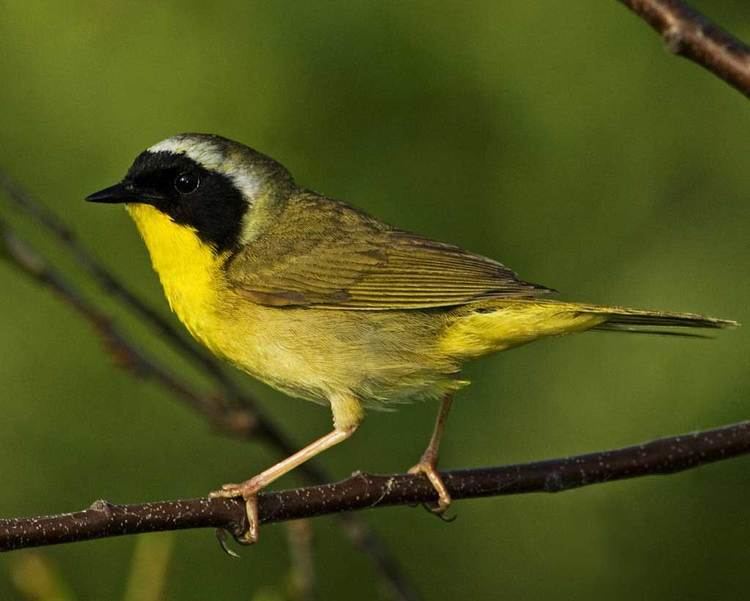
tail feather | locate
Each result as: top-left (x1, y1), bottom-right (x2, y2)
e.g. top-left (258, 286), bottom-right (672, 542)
top-left (593, 324), bottom-right (713, 338)
top-left (440, 300), bottom-right (737, 359)
top-left (586, 306), bottom-right (738, 334)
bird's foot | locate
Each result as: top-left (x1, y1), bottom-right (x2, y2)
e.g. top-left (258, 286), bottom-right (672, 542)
top-left (209, 478), bottom-right (263, 544)
top-left (408, 455), bottom-right (452, 515)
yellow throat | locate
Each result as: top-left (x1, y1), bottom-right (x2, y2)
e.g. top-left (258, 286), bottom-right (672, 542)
top-left (126, 204), bottom-right (228, 345)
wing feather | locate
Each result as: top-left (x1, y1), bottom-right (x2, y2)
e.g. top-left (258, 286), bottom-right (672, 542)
top-left (226, 192), bottom-right (552, 310)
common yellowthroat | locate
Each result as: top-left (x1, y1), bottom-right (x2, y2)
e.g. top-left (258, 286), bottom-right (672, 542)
top-left (86, 133), bottom-right (736, 543)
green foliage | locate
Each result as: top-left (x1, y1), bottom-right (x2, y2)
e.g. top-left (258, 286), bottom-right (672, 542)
top-left (0, 2), bottom-right (748, 599)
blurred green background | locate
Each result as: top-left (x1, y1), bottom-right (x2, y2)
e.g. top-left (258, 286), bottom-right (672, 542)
top-left (1, 1), bottom-right (748, 599)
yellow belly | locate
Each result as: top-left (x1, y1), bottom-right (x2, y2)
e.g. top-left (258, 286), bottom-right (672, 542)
top-left (125, 204), bottom-right (607, 408)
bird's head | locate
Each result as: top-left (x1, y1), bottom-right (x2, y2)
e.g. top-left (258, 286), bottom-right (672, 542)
top-left (86, 133), bottom-right (295, 253)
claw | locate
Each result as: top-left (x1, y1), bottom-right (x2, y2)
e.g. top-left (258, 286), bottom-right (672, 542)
top-left (205, 423), bottom-right (360, 546)
top-left (408, 460), bottom-right (452, 515)
top-left (209, 479), bottom-right (262, 545)
top-left (215, 528), bottom-right (241, 557)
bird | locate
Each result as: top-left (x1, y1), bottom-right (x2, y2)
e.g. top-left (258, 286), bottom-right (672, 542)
top-left (86, 133), bottom-right (737, 543)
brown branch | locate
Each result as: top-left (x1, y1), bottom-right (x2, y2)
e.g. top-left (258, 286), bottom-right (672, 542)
top-left (0, 211), bottom-right (419, 600)
top-left (2, 4), bottom-right (747, 586)
top-left (617, 0), bottom-right (750, 98)
top-left (2, 420), bottom-right (748, 552)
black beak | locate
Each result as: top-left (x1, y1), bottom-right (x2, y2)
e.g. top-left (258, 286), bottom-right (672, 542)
top-left (85, 182), bottom-right (133, 204)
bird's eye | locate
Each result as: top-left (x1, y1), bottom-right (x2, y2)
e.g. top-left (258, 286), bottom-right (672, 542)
top-left (174, 171), bottom-right (200, 195)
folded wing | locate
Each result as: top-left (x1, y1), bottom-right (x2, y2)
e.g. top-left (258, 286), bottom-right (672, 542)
top-left (226, 193), bottom-right (552, 310)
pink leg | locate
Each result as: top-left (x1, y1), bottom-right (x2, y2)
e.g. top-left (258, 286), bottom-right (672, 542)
top-left (210, 393), bottom-right (363, 544)
top-left (408, 394), bottom-right (454, 513)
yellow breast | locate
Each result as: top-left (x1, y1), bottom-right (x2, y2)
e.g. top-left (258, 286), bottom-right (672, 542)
top-left (124, 204), bottom-right (349, 402)
top-left (126, 204), bottom-right (229, 353)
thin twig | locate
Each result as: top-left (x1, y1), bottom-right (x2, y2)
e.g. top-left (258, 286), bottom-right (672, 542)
top-left (618, 0), bottom-right (750, 97)
top-left (285, 521), bottom-right (316, 601)
top-left (2, 4), bottom-right (747, 589)
top-left (0, 167), bottom-right (247, 403)
top-left (0, 219), bottom-right (255, 436)
top-left (0, 210), bottom-right (420, 601)
top-left (0, 167), bottom-right (285, 442)
top-left (2, 420), bottom-right (748, 552)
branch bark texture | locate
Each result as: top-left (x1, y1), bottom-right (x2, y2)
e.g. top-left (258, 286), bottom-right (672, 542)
top-left (0, 3), bottom-right (747, 594)
top-left (619, 0), bottom-right (750, 97)
top-left (0, 185), bottom-right (419, 600)
top-left (2, 420), bottom-right (748, 552)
